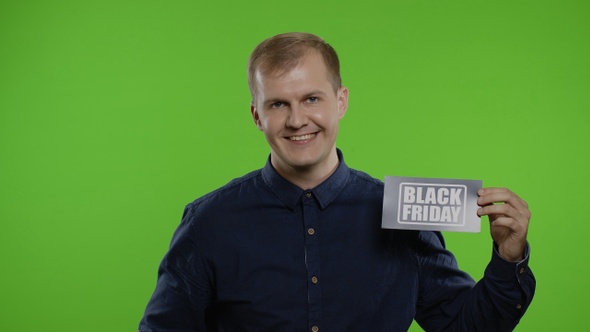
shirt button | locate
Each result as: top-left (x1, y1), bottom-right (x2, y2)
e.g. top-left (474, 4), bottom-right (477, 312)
top-left (311, 326), bottom-right (319, 332)
top-left (311, 276), bottom-right (318, 284)
top-left (519, 268), bottom-right (525, 274)
top-left (308, 228), bottom-right (315, 235)
top-left (305, 192), bottom-right (312, 198)
top-left (516, 304), bottom-right (522, 310)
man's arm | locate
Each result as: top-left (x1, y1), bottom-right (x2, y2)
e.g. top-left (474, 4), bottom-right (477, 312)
top-left (138, 205), bottom-right (211, 332)
top-left (414, 188), bottom-right (535, 331)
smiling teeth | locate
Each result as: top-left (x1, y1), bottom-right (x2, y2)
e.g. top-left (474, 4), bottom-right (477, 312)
top-left (289, 133), bottom-right (316, 141)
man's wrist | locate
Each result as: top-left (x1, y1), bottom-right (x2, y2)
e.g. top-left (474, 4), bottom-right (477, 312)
top-left (497, 243), bottom-right (526, 262)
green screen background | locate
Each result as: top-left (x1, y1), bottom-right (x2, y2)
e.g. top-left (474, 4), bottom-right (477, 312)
top-left (1, 1), bottom-right (588, 330)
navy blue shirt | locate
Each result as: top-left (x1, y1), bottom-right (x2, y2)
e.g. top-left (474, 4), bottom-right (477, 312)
top-left (139, 150), bottom-right (535, 332)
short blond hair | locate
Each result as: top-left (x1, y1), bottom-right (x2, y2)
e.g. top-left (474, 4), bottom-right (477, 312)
top-left (248, 32), bottom-right (341, 102)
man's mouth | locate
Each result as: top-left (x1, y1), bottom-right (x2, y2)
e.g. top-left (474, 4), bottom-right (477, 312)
top-left (288, 133), bottom-right (317, 141)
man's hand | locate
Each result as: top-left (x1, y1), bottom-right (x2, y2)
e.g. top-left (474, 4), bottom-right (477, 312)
top-left (477, 188), bottom-right (531, 262)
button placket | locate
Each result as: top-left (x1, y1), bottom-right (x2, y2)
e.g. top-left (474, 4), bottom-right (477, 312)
top-left (302, 190), bottom-right (321, 330)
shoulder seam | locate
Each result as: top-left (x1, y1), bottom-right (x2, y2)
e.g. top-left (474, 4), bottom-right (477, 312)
top-left (189, 169), bottom-right (262, 208)
top-left (349, 168), bottom-right (383, 186)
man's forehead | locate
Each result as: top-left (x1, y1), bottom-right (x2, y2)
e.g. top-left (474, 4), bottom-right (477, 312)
top-left (254, 71), bottom-right (330, 101)
top-left (254, 60), bottom-right (303, 83)
top-left (251, 51), bottom-right (335, 102)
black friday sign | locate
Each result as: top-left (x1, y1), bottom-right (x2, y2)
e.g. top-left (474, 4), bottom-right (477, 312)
top-left (382, 176), bottom-right (482, 233)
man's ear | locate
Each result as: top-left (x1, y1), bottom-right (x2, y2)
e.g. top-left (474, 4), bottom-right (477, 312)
top-left (250, 103), bottom-right (263, 131)
top-left (337, 86), bottom-right (349, 119)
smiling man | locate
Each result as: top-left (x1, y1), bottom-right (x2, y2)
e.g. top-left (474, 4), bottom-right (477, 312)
top-left (139, 32), bottom-right (535, 332)
top-left (250, 46), bottom-right (348, 189)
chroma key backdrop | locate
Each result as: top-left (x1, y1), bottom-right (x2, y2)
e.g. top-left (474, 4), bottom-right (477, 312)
top-left (1, 1), bottom-right (588, 331)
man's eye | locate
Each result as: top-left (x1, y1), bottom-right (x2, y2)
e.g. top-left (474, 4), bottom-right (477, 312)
top-left (271, 102), bottom-right (283, 108)
top-left (307, 97), bottom-right (318, 103)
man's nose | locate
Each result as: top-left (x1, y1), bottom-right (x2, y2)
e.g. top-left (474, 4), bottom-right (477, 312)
top-left (286, 104), bottom-right (308, 128)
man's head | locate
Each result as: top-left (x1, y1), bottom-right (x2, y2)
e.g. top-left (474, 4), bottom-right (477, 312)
top-left (248, 32), bottom-right (342, 103)
top-left (248, 32), bottom-right (349, 188)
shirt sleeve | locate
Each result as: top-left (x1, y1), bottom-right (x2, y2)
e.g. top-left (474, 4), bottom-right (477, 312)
top-left (414, 231), bottom-right (536, 332)
top-left (138, 204), bottom-right (212, 332)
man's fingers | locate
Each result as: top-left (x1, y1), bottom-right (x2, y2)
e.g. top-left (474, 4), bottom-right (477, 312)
top-left (488, 216), bottom-right (520, 229)
top-left (478, 188), bottom-right (529, 212)
top-left (477, 203), bottom-right (516, 218)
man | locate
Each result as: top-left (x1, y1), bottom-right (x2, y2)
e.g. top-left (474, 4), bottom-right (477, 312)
top-left (139, 32), bottom-right (535, 331)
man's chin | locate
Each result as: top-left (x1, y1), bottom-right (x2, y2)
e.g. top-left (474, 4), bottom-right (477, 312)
top-left (272, 154), bottom-right (318, 171)
top-left (285, 158), bottom-right (318, 171)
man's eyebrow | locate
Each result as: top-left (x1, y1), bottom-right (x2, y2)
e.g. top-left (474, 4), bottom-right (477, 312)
top-left (262, 90), bottom-right (327, 105)
top-left (262, 97), bottom-right (284, 105)
top-left (303, 90), bottom-right (327, 98)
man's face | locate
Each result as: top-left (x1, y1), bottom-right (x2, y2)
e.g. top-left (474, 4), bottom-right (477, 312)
top-left (251, 51), bottom-right (348, 178)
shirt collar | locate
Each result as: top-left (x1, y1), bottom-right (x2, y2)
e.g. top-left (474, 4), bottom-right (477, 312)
top-left (261, 149), bottom-right (350, 210)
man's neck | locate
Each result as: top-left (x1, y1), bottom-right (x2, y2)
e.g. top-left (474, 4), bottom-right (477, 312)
top-left (271, 153), bottom-right (340, 190)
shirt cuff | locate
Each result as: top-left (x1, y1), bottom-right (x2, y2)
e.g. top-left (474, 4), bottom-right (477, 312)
top-left (486, 242), bottom-right (531, 283)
